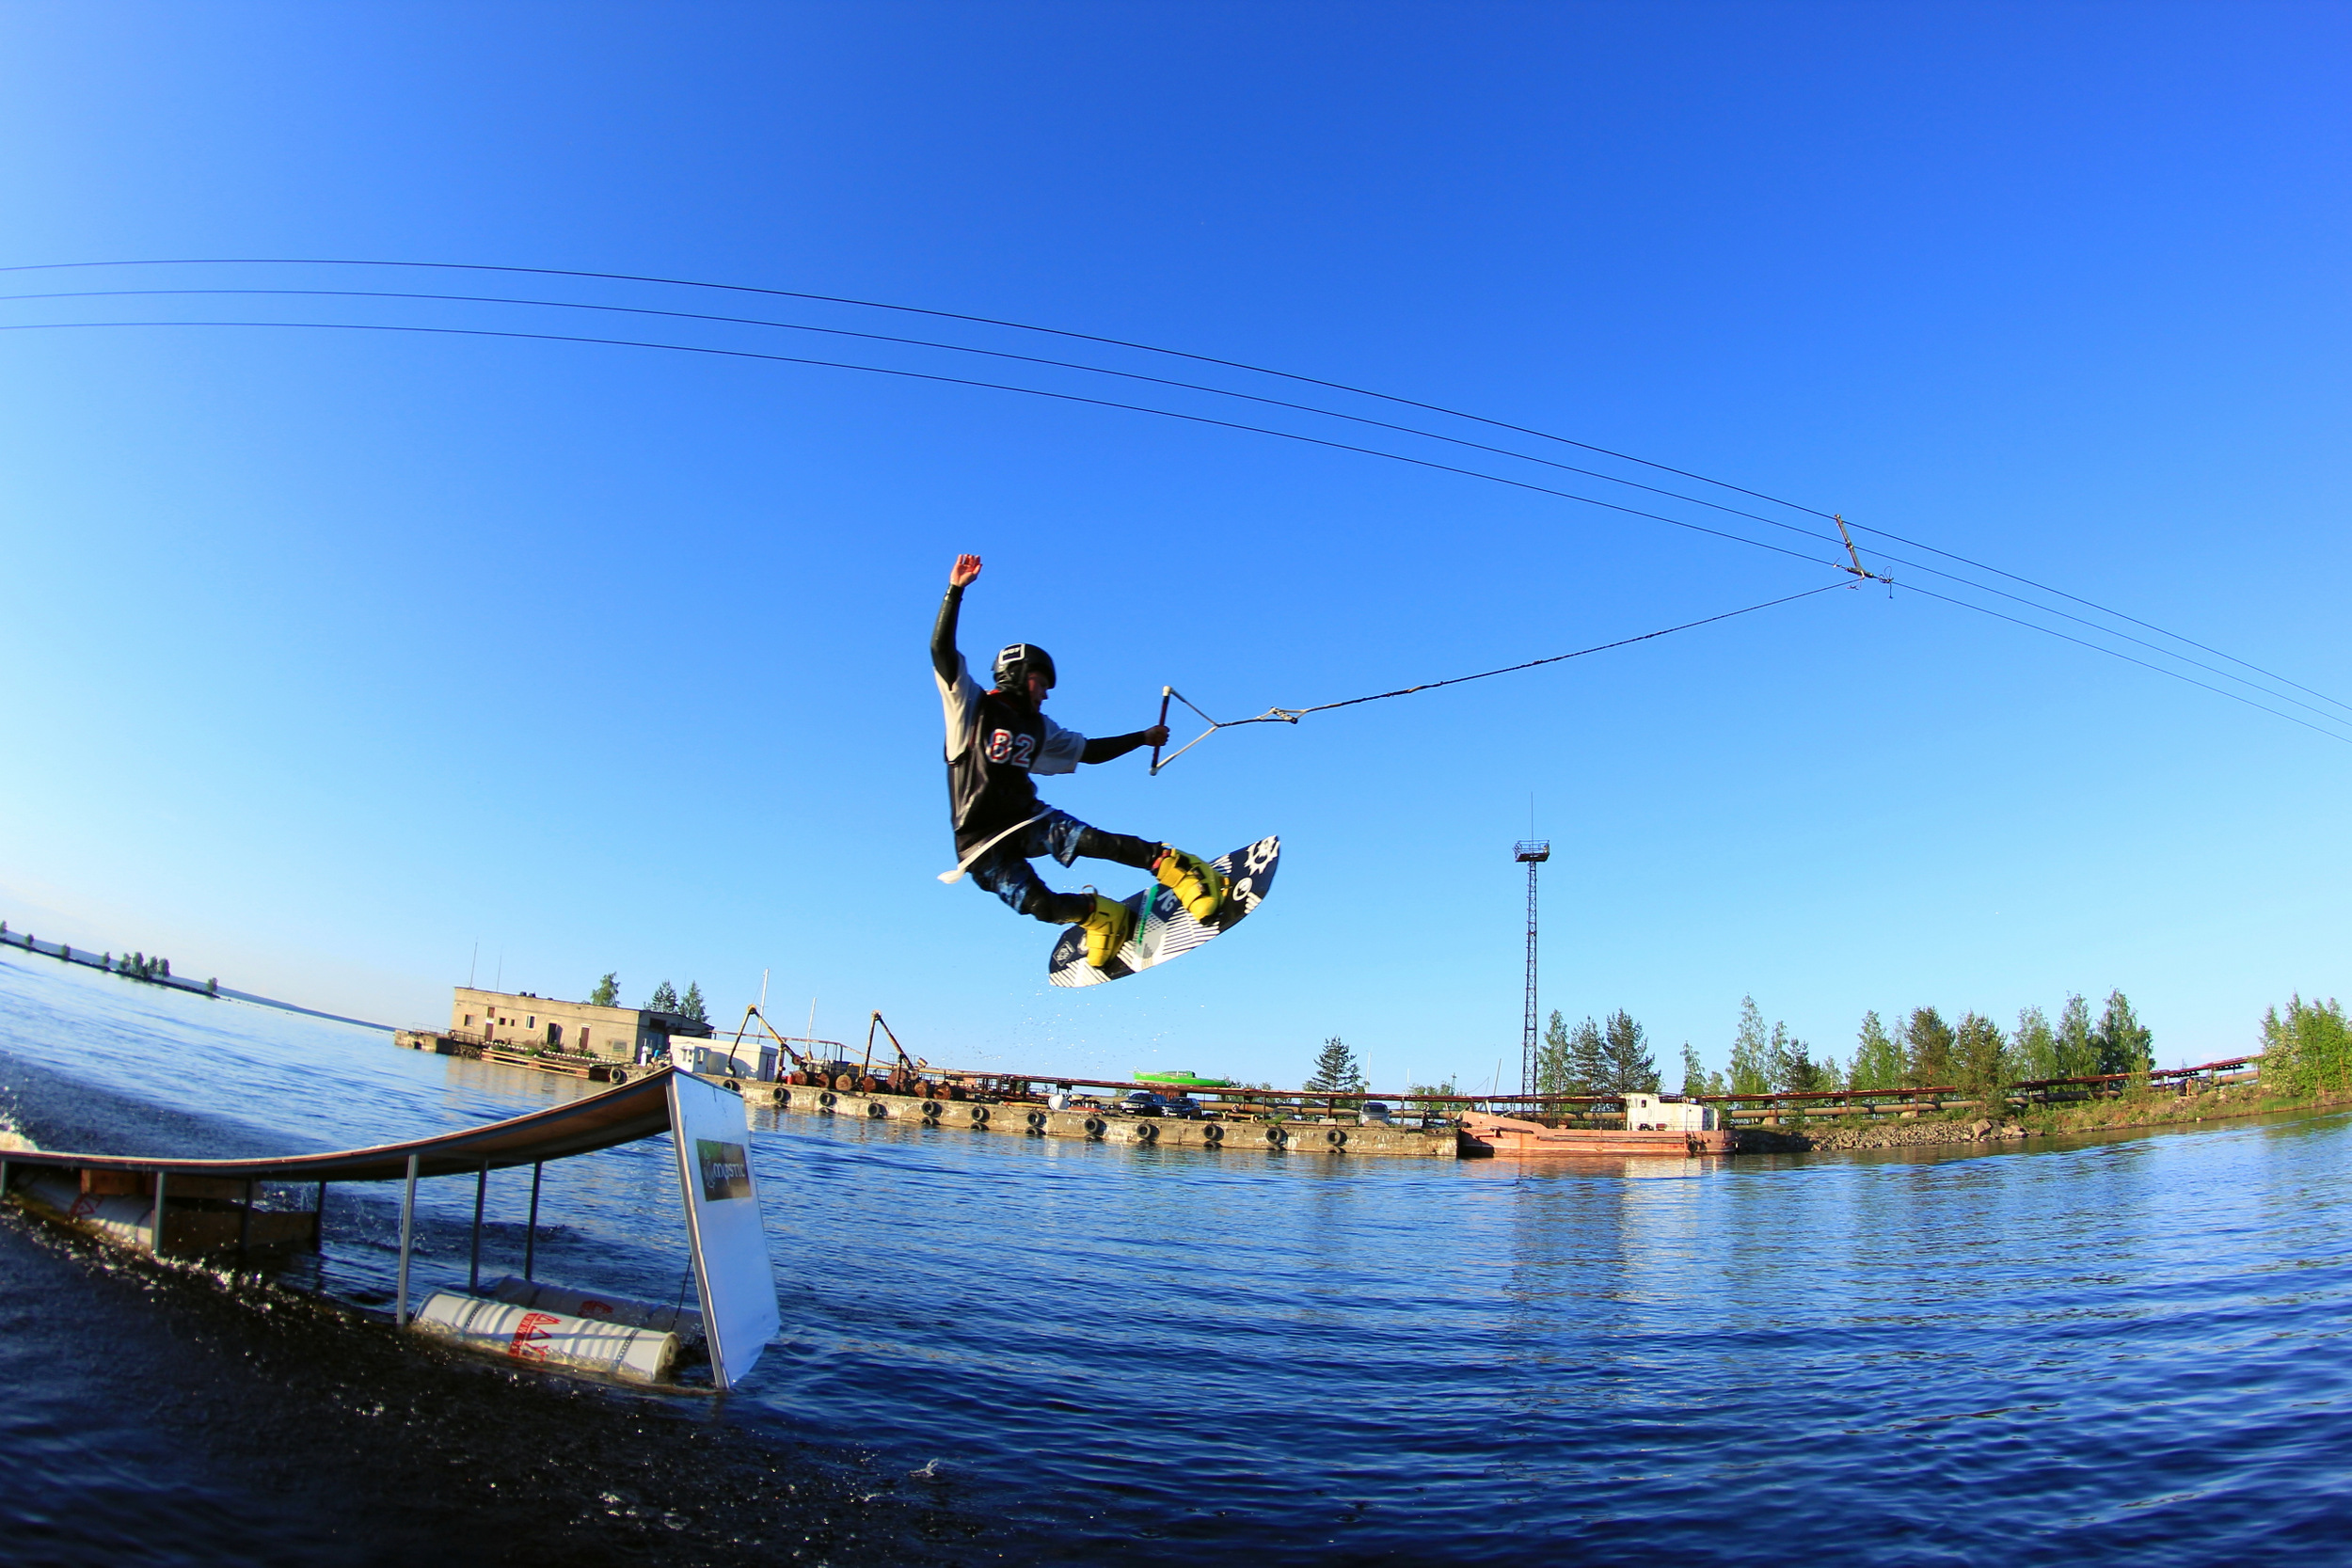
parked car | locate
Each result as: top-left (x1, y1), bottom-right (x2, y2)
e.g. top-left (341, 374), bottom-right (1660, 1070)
top-left (1162, 1093), bottom-right (1203, 1119)
top-left (1359, 1101), bottom-right (1393, 1125)
top-left (1117, 1090), bottom-right (1168, 1117)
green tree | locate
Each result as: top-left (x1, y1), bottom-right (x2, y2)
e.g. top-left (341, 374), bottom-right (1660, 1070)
top-left (678, 982), bottom-right (709, 1026)
top-left (2012, 1005), bottom-right (2059, 1082)
top-left (2092, 990), bottom-right (2152, 1076)
top-left (2261, 993), bottom-right (2350, 1097)
top-left (1728, 997), bottom-right (1772, 1098)
top-left (1567, 1016), bottom-right (1608, 1093)
top-left (1954, 1010), bottom-right (2010, 1111)
top-left (1772, 1027), bottom-right (1831, 1093)
top-left (1305, 1036), bottom-right (1366, 1094)
top-left (1849, 1011), bottom-right (1905, 1091)
top-left (1905, 1006), bottom-right (1956, 1087)
top-left (1405, 1076), bottom-right (1458, 1112)
top-left (2054, 993), bottom-right (2099, 1078)
top-left (1534, 1010), bottom-right (1577, 1096)
top-left (1679, 1042), bottom-right (1724, 1097)
top-left (589, 972), bottom-right (620, 1007)
top-left (647, 980), bottom-right (680, 1014)
top-left (1600, 1010), bottom-right (1661, 1094)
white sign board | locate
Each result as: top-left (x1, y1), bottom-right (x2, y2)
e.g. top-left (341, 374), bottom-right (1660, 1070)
top-left (666, 1071), bottom-right (782, 1390)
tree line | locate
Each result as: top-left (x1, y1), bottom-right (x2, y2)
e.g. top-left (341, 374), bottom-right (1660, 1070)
top-left (1534, 1011), bottom-right (1661, 1096)
top-left (1329, 984), bottom-right (2344, 1110)
top-left (2261, 994), bottom-right (2349, 1098)
top-left (1516, 990), bottom-right (2153, 1104)
top-left (586, 972), bottom-right (709, 1026)
top-left (1677, 992), bottom-right (2153, 1103)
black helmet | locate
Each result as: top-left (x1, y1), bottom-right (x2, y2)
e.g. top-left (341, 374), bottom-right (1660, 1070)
top-left (993, 642), bottom-right (1056, 693)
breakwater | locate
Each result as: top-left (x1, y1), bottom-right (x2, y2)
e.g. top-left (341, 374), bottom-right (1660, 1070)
top-left (0, 925), bottom-right (392, 1031)
top-left (757, 1078), bottom-right (1458, 1156)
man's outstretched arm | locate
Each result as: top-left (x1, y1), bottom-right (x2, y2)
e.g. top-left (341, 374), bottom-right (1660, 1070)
top-left (1080, 724), bottom-right (1171, 765)
top-left (932, 553), bottom-right (982, 682)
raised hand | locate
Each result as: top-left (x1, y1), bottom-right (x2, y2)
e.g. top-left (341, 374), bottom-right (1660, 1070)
top-left (949, 553), bottom-right (983, 587)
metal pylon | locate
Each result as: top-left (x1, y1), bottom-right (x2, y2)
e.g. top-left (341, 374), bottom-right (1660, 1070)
top-left (1513, 840), bottom-right (1550, 1097)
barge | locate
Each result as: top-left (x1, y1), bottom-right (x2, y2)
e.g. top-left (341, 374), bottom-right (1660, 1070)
top-left (1457, 1093), bottom-right (1733, 1157)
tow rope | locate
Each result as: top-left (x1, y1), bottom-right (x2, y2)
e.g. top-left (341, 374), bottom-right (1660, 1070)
top-left (1148, 581), bottom-right (1851, 774)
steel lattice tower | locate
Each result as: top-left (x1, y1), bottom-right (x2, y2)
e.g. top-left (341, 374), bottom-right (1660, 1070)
top-left (1513, 839), bottom-right (1550, 1097)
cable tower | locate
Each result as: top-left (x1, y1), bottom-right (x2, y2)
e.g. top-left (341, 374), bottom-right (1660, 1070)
top-left (1514, 839), bottom-right (1550, 1097)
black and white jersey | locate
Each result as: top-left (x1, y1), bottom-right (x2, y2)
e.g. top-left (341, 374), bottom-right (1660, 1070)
top-left (937, 654), bottom-right (1085, 852)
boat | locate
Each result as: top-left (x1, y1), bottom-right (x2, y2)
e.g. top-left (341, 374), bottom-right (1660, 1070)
top-left (1457, 1092), bottom-right (1734, 1156)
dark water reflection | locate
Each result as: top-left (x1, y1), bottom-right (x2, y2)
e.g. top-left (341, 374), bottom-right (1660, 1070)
top-left (4, 947), bottom-right (2350, 1564)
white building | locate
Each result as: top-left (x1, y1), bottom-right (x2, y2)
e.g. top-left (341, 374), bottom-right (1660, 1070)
top-left (450, 987), bottom-right (712, 1063)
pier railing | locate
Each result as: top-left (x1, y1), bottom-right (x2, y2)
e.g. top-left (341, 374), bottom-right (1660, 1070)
top-left (1682, 1053), bottom-right (2262, 1126)
top-left (400, 1013), bottom-right (2267, 1132)
top-left (925, 1053), bottom-right (2267, 1129)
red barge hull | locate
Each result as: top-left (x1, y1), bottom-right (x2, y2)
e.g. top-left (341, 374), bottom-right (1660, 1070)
top-left (1456, 1111), bottom-right (1734, 1158)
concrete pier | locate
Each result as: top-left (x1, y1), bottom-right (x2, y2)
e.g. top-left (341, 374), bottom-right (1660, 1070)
top-left (742, 1080), bottom-right (1458, 1158)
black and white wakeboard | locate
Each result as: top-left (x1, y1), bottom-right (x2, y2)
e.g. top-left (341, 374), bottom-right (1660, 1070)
top-left (1048, 835), bottom-right (1279, 988)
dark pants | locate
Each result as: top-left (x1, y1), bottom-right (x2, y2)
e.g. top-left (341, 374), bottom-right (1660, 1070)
top-left (965, 809), bottom-right (1159, 923)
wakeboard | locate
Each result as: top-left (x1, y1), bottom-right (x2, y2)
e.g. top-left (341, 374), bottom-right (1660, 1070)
top-left (1048, 835), bottom-right (1279, 988)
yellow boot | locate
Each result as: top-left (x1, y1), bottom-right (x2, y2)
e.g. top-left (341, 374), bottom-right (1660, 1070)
top-left (1152, 847), bottom-right (1226, 922)
top-left (1076, 893), bottom-right (1136, 969)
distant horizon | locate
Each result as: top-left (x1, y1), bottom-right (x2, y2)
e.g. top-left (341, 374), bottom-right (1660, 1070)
top-left (0, 895), bottom-right (2276, 1085)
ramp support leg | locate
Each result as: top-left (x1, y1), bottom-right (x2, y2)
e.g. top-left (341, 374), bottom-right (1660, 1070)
top-left (469, 1159), bottom-right (487, 1292)
top-left (395, 1154), bottom-right (419, 1326)
top-left (523, 1161), bottom-right (543, 1281)
top-left (151, 1170), bottom-right (168, 1258)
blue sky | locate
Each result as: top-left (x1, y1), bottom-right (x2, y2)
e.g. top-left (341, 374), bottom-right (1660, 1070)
top-left (1, 3), bottom-right (2344, 1090)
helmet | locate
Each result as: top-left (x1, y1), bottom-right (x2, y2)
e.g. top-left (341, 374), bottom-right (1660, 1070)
top-left (993, 642), bottom-right (1057, 693)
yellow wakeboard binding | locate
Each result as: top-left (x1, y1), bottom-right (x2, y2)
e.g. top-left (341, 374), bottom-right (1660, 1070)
top-left (1074, 892), bottom-right (1137, 969)
top-left (1152, 846), bottom-right (1227, 923)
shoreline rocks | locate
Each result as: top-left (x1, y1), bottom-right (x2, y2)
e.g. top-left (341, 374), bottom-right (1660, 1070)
top-left (1737, 1117), bottom-right (2031, 1153)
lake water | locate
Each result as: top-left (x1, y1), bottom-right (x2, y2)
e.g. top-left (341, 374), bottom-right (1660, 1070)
top-left (4, 944), bottom-right (2350, 1565)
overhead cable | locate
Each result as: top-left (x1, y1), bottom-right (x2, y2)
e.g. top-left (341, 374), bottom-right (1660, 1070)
top-left (0, 283), bottom-right (1852, 558)
top-left (0, 317), bottom-right (1853, 575)
top-left (1146, 583), bottom-right (1854, 773)
top-left (5, 256), bottom-right (2329, 720)
top-left (1, 294), bottom-right (2340, 744)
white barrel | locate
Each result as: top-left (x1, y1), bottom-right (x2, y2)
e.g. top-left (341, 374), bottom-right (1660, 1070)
top-left (407, 1290), bottom-right (680, 1384)
top-left (482, 1275), bottom-right (703, 1341)
top-left (17, 1171), bottom-right (159, 1251)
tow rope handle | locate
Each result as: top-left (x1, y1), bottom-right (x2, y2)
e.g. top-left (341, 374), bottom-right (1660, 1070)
top-left (1149, 687), bottom-right (1172, 776)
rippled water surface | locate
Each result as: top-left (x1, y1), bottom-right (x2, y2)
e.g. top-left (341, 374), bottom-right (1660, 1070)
top-left (5, 948), bottom-right (2351, 1565)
